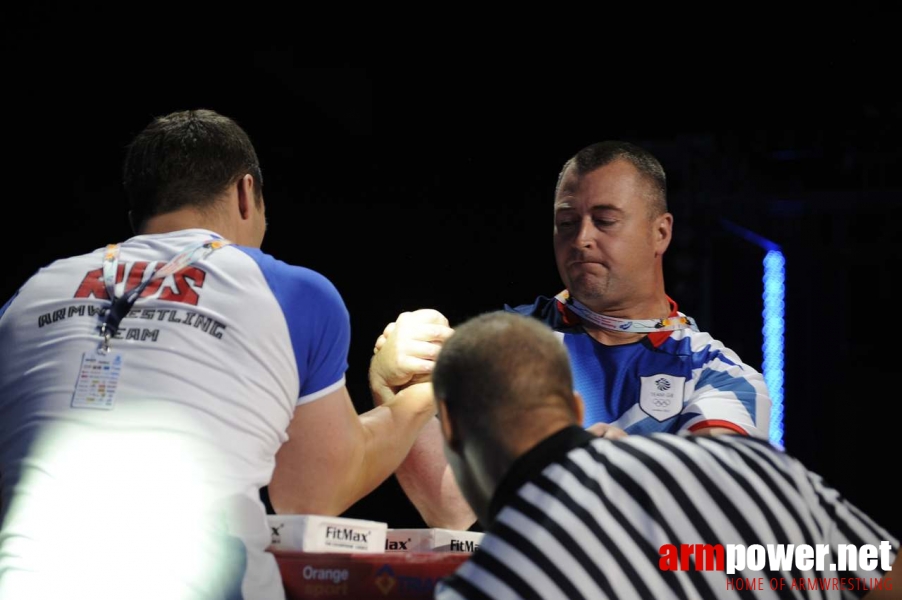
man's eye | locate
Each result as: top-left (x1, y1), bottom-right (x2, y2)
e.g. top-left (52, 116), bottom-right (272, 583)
top-left (557, 220), bottom-right (576, 229)
top-left (594, 219), bottom-right (616, 226)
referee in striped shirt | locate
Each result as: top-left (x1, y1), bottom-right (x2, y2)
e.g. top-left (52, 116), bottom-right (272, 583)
top-left (431, 311), bottom-right (899, 600)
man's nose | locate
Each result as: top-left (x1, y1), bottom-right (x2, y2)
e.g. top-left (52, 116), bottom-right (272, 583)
top-left (575, 217), bottom-right (595, 248)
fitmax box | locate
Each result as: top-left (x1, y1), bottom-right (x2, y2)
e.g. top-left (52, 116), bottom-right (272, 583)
top-left (385, 528), bottom-right (484, 553)
top-left (267, 514), bottom-right (387, 553)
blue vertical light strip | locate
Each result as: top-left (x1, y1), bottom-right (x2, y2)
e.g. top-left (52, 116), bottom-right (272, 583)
top-left (762, 250), bottom-right (785, 448)
top-left (720, 219), bottom-right (785, 447)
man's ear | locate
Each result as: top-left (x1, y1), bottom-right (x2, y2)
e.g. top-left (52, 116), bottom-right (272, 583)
top-left (236, 174), bottom-right (255, 220)
top-left (437, 399), bottom-right (462, 453)
top-left (570, 391), bottom-right (585, 425)
top-left (654, 212), bottom-right (673, 256)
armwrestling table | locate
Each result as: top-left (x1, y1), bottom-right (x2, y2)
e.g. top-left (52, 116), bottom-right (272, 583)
top-left (272, 549), bottom-right (469, 600)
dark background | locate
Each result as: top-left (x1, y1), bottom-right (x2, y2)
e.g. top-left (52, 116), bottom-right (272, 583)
top-left (3, 16), bottom-right (900, 540)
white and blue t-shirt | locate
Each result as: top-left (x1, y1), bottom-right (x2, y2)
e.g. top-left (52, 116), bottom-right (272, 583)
top-left (0, 229), bottom-right (348, 600)
top-left (506, 295), bottom-right (771, 439)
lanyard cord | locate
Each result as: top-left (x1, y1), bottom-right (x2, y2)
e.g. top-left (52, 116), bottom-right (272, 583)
top-left (98, 238), bottom-right (231, 352)
top-left (554, 290), bottom-right (699, 333)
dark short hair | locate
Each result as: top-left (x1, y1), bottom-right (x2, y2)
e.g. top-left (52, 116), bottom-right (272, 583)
top-left (432, 312), bottom-right (576, 437)
top-left (123, 109), bottom-right (263, 228)
top-left (556, 140), bottom-right (667, 217)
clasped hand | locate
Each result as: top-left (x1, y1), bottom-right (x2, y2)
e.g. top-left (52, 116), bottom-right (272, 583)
top-left (369, 309), bottom-right (454, 405)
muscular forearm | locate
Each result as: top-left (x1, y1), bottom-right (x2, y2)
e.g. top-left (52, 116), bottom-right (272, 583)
top-left (364, 309), bottom-right (470, 526)
top-left (269, 383), bottom-right (436, 517)
top-left (370, 366), bottom-right (477, 529)
top-left (393, 417), bottom-right (477, 530)
top-left (347, 382), bottom-right (438, 511)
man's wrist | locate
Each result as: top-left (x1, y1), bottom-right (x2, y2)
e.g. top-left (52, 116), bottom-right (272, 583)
top-left (369, 375), bottom-right (399, 408)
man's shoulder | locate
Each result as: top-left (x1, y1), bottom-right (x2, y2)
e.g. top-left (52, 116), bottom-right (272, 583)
top-left (665, 327), bottom-right (758, 371)
top-left (3, 249), bottom-right (106, 302)
top-left (235, 247), bottom-right (341, 298)
top-left (503, 295), bottom-right (569, 329)
top-left (664, 326), bottom-right (718, 349)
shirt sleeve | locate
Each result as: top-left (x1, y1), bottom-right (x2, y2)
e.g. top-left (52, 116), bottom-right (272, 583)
top-left (675, 332), bottom-right (772, 438)
top-left (241, 249), bottom-right (351, 405)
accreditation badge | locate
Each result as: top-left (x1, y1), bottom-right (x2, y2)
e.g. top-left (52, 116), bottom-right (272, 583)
top-left (71, 352), bottom-right (123, 410)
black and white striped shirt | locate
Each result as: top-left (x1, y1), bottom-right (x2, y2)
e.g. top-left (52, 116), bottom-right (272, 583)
top-left (435, 427), bottom-right (898, 600)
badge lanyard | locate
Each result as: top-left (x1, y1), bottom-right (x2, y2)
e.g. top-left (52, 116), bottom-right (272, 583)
top-left (554, 290), bottom-right (699, 333)
top-left (98, 238), bottom-right (231, 353)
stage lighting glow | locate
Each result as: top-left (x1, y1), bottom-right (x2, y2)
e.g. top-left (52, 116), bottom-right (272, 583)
top-left (0, 412), bottom-right (240, 600)
top-left (720, 219), bottom-right (785, 448)
top-left (762, 249), bottom-right (785, 448)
